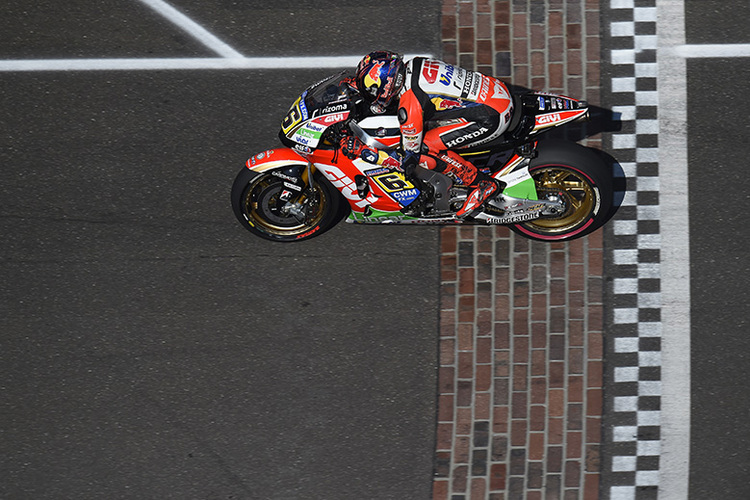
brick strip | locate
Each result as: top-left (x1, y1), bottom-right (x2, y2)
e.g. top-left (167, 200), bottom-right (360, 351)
top-left (435, 1), bottom-right (604, 499)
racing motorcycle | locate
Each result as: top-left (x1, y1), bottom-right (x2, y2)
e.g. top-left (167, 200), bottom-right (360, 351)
top-left (231, 69), bottom-right (612, 242)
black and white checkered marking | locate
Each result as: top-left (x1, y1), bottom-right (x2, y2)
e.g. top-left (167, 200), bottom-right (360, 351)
top-left (606, 0), bottom-right (662, 498)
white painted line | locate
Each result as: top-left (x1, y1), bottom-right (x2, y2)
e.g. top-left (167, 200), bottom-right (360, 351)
top-left (136, 0), bottom-right (243, 58)
top-left (0, 54), bottom-right (433, 72)
top-left (0, 57), bottom-right (359, 71)
top-left (675, 43), bottom-right (750, 58)
top-left (657, 1), bottom-right (691, 499)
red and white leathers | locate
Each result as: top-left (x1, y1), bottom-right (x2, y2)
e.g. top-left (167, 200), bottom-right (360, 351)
top-left (397, 57), bottom-right (513, 216)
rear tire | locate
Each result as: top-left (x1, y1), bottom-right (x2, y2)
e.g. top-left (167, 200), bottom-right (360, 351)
top-left (510, 140), bottom-right (613, 241)
top-left (231, 167), bottom-right (345, 242)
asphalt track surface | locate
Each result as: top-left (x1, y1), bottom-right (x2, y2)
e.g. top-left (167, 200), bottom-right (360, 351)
top-left (1, 1), bottom-right (441, 498)
top-left (685, 1), bottom-right (750, 497)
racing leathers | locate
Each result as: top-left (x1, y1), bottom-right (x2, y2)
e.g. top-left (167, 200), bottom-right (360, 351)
top-left (397, 57), bottom-right (514, 217)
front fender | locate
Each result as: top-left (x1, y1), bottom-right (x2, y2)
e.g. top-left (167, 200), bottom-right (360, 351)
top-left (246, 148), bottom-right (309, 172)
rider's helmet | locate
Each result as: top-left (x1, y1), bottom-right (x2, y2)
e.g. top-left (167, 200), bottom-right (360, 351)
top-left (355, 51), bottom-right (405, 112)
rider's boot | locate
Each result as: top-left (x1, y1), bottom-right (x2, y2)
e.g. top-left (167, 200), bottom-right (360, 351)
top-left (434, 150), bottom-right (503, 219)
top-left (456, 176), bottom-right (501, 218)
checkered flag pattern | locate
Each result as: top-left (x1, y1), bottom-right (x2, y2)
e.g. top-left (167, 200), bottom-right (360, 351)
top-left (605, 1), bottom-right (662, 499)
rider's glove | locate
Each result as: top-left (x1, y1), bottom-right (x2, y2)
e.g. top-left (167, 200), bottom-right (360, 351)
top-left (400, 151), bottom-right (419, 177)
top-left (340, 136), bottom-right (367, 160)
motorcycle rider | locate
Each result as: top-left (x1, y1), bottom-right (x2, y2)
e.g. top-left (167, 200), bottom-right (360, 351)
top-left (343, 50), bottom-right (514, 218)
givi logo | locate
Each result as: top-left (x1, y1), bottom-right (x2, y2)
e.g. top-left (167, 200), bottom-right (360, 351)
top-left (537, 113), bottom-right (562, 125)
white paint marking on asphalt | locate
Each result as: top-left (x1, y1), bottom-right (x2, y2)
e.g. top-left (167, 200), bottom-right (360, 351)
top-left (136, 0), bottom-right (243, 58)
top-left (675, 43), bottom-right (750, 58)
top-left (0, 57), bottom-right (363, 71)
top-left (657, 1), bottom-right (691, 499)
top-left (0, 54), bottom-right (433, 72)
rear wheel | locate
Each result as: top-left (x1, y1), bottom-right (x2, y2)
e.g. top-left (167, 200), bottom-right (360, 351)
top-left (231, 166), bottom-right (344, 242)
top-left (510, 140), bottom-right (613, 241)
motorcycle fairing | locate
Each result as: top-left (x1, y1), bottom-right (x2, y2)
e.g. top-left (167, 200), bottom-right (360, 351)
top-left (246, 148), bottom-right (308, 172)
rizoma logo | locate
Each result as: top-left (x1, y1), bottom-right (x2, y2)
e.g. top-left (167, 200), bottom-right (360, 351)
top-left (421, 60), bottom-right (441, 84)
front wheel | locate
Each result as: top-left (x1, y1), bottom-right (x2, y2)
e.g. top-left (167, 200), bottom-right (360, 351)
top-left (510, 140), bottom-right (613, 241)
top-left (231, 166), bottom-right (345, 242)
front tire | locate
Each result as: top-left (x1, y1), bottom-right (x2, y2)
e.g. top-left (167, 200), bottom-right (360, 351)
top-left (231, 167), bottom-right (344, 242)
top-left (510, 140), bottom-right (613, 241)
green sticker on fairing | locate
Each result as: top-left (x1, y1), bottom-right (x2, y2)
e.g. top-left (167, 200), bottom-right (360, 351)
top-left (503, 176), bottom-right (538, 200)
top-left (348, 209), bottom-right (417, 222)
top-left (498, 167), bottom-right (538, 200)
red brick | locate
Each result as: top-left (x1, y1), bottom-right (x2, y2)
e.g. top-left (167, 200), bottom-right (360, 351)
top-left (493, 405), bottom-right (509, 433)
top-left (512, 13), bottom-right (528, 38)
top-left (568, 319), bottom-right (583, 346)
top-left (495, 293), bottom-right (510, 318)
top-left (548, 11), bottom-right (563, 36)
top-left (531, 322), bottom-right (547, 348)
top-left (458, 351), bottom-right (473, 379)
top-left (529, 432), bottom-right (545, 460)
top-left (441, 227), bottom-right (457, 252)
top-left (548, 417), bottom-right (564, 445)
top-left (457, 380), bottom-right (473, 406)
top-left (442, 14), bottom-right (457, 40)
top-left (476, 364), bottom-right (492, 391)
top-left (495, 25), bottom-right (511, 52)
top-left (531, 350), bottom-right (546, 376)
top-left (459, 27), bottom-right (475, 53)
top-left (438, 394), bottom-right (454, 422)
top-left (586, 444), bottom-right (600, 472)
top-left (458, 323), bottom-right (474, 350)
top-left (530, 25), bottom-right (546, 50)
top-left (439, 366), bottom-right (455, 394)
top-left (490, 463), bottom-right (507, 491)
top-left (547, 445), bottom-right (563, 472)
top-left (587, 329), bottom-right (603, 359)
top-left (566, 431), bottom-right (583, 459)
top-left (568, 375), bottom-right (584, 403)
top-left (471, 478), bottom-right (486, 500)
top-left (586, 388), bottom-right (603, 416)
top-left (511, 419), bottom-right (527, 446)
top-left (459, 268), bottom-right (475, 294)
top-left (584, 473), bottom-right (600, 500)
top-left (512, 38), bottom-right (529, 63)
top-left (436, 422), bottom-right (453, 451)
top-left (495, 0), bottom-right (511, 24)
top-left (586, 417), bottom-right (601, 444)
top-left (496, 267), bottom-right (510, 292)
top-left (458, 1), bottom-right (475, 25)
top-left (495, 322), bottom-right (510, 349)
top-left (530, 376), bottom-right (547, 404)
top-left (513, 335), bottom-right (529, 364)
top-left (513, 307), bottom-right (529, 336)
top-left (440, 337), bottom-right (455, 365)
top-left (549, 63), bottom-right (564, 90)
top-left (530, 405), bottom-right (546, 431)
top-left (565, 461), bottom-right (581, 488)
top-left (549, 389), bottom-right (565, 417)
top-left (477, 39), bottom-right (493, 66)
top-left (456, 407), bottom-right (473, 435)
top-left (569, 348), bottom-right (584, 375)
top-left (549, 361), bottom-right (565, 387)
top-left (475, 391), bottom-right (491, 419)
top-left (440, 310), bottom-right (456, 338)
top-left (494, 378), bottom-right (509, 406)
top-left (433, 479), bottom-right (450, 500)
top-left (513, 364), bottom-right (528, 391)
top-left (453, 464), bottom-right (468, 492)
top-left (477, 309), bottom-right (492, 335)
top-left (566, 24), bottom-right (583, 49)
top-left (587, 361), bottom-right (603, 388)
